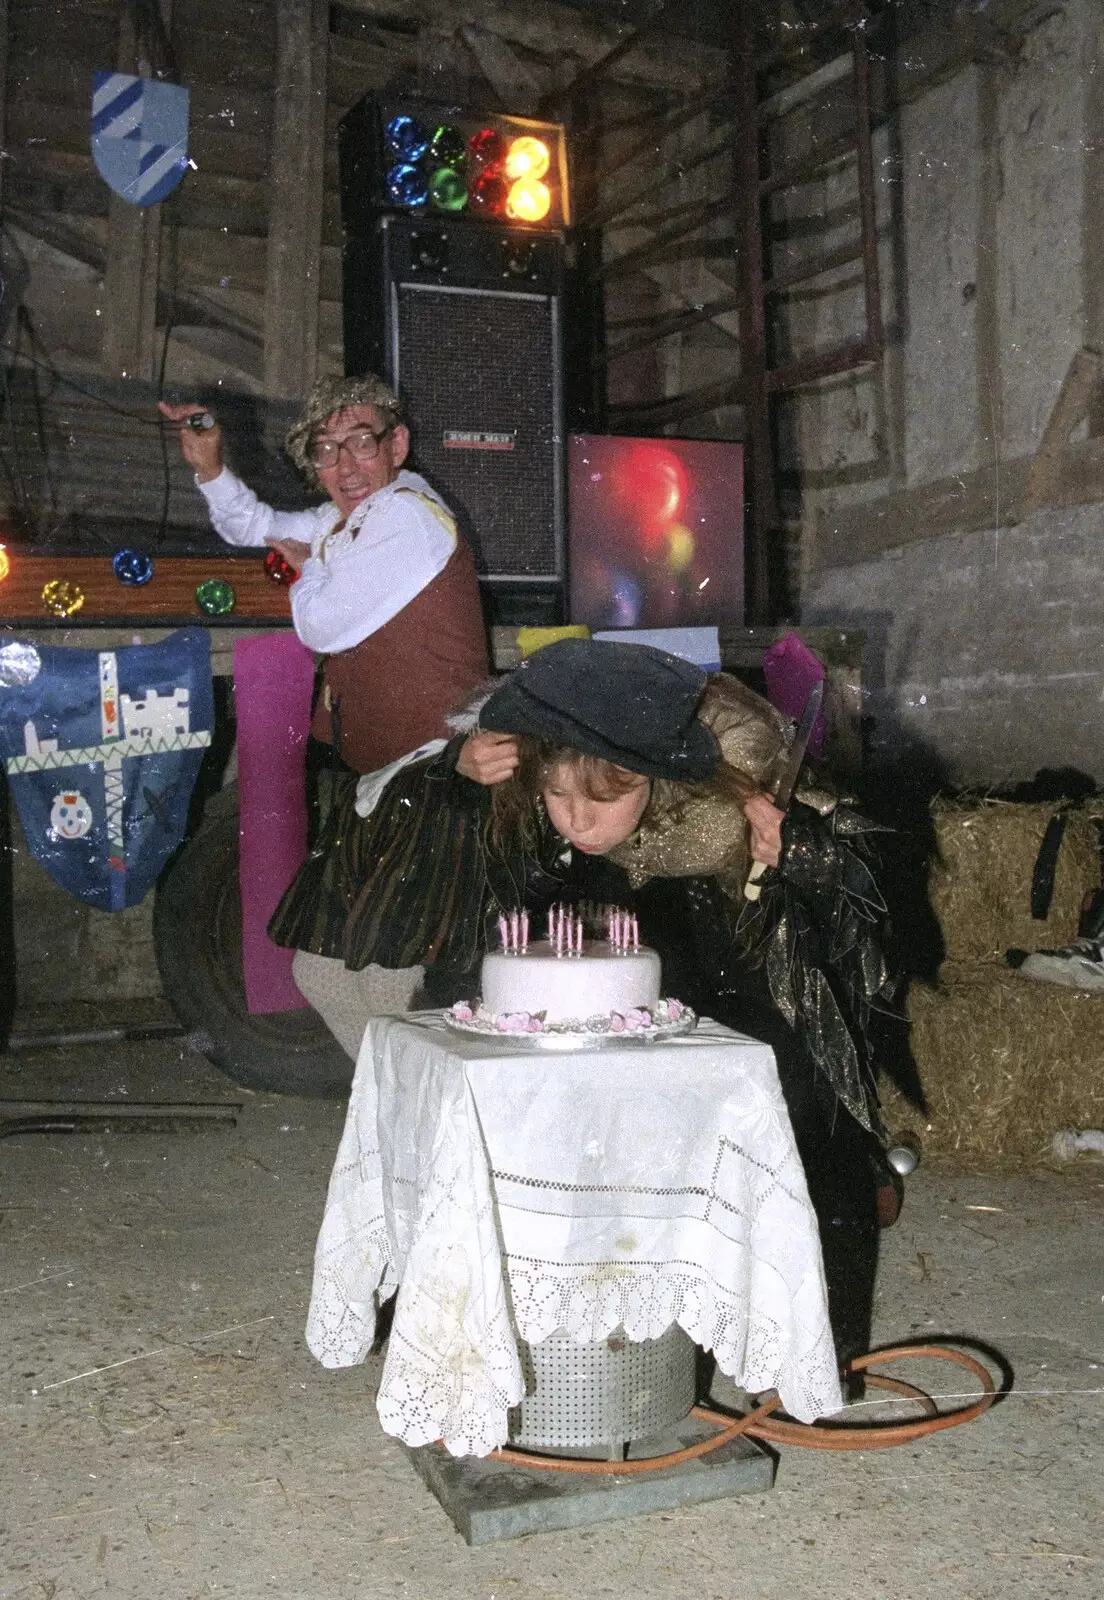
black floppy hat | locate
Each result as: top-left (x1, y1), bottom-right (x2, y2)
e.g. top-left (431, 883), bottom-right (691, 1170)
top-left (479, 638), bottom-right (720, 782)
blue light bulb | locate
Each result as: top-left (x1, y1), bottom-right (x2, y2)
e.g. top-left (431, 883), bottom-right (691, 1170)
top-left (386, 163), bottom-right (430, 208)
top-left (385, 115), bottom-right (429, 162)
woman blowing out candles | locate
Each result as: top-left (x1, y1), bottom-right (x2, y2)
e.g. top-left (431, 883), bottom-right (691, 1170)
top-left (270, 637), bottom-right (900, 1366)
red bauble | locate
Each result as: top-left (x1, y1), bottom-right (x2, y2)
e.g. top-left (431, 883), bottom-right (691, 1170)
top-left (264, 549), bottom-right (296, 586)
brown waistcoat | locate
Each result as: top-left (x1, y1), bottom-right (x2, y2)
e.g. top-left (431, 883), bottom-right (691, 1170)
top-left (310, 537), bottom-right (489, 773)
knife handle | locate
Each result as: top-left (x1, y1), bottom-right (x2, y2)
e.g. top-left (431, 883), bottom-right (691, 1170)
top-left (744, 859), bottom-right (768, 902)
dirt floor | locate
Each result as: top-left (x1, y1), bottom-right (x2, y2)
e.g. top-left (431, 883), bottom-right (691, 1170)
top-left (1, 1032), bottom-right (1102, 1600)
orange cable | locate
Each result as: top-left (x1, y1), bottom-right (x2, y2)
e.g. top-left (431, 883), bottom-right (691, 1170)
top-left (484, 1341), bottom-right (998, 1475)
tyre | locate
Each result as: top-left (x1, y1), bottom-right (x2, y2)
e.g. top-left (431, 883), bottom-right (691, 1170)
top-left (153, 786), bottom-right (353, 1098)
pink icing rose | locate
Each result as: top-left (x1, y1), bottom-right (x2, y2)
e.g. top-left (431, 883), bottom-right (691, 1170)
top-left (499, 1011), bottom-right (532, 1033)
top-left (609, 1013), bottom-right (627, 1033)
top-left (624, 1008), bottom-right (651, 1031)
top-left (451, 1002), bottom-right (474, 1023)
top-left (665, 999), bottom-right (683, 1020)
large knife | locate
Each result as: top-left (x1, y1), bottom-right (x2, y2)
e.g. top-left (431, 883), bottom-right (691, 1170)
top-left (744, 677), bottom-right (825, 902)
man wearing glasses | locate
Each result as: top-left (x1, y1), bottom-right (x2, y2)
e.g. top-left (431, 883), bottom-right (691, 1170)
top-left (160, 374), bottom-right (489, 775)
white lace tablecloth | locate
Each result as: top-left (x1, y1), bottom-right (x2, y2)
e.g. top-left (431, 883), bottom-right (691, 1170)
top-left (305, 1012), bottom-right (842, 1456)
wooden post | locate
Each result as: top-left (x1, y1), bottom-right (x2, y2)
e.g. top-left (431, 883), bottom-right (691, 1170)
top-left (733, 7), bottom-right (776, 625)
top-left (263, 0), bottom-right (328, 399)
top-left (0, 0), bottom-right (8, 219)
top-left (101, 1), bottom-right (172, 383)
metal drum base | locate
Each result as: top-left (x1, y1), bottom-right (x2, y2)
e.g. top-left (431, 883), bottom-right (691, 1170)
top-left (508, 1325), bottom-right (697, 1452)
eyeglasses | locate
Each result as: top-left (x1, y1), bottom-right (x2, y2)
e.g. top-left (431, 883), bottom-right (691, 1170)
top-left (310, 425), bottom-right (392, 470)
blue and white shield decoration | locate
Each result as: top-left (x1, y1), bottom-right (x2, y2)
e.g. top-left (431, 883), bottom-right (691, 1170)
top-left (91, 72), bottom-right (189, 207)
top-left (0, 629), bottom-right (213, 911)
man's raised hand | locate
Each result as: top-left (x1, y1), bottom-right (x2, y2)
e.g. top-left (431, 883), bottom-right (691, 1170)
top-left (158, 401), bottom-right (224, 483)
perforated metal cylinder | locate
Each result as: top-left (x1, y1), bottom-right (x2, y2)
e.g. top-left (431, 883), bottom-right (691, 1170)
top-left (507, 1325), bottom-right (697, 1451)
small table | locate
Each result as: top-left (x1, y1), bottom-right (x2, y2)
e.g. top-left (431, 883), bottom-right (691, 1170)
top-left (306, 1013), bottom-right (842, 1457)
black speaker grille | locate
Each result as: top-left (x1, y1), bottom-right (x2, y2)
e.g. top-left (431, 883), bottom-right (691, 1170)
top-left (397, 287), bottom-right (560, 578)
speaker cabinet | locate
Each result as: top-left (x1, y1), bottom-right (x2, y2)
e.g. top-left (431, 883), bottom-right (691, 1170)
top-left (339, 87), bottom-right (567, 599)
top-left (344, 213), bottom-right (565, 589)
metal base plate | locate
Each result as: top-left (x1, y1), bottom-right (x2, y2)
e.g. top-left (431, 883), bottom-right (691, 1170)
top-left (404, 1415), bottom-right (776, 1546)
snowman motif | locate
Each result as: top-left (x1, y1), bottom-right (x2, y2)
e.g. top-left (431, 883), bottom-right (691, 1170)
top-left (50, 790), bottom-right (94, 841)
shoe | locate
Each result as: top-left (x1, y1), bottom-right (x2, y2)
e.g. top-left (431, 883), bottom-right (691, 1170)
top-left (1016, 938), bottom-right (1104, 992)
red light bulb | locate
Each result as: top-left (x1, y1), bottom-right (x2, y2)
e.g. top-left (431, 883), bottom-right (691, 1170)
top-left (470, 127), bottom-right (506, 168)
top-left (471, 170), bottom-right (508, 216)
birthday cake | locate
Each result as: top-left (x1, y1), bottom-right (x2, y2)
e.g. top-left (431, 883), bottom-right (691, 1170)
top-left (446, 907), bottom-right (695, 1041)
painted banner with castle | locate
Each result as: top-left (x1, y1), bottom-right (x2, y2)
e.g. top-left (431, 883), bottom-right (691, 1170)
top-left (0, 629), bottom-right (213, 910)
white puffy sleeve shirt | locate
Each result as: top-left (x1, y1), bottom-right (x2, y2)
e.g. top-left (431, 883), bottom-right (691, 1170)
top-left (198, 467), bottom-right (458, 654)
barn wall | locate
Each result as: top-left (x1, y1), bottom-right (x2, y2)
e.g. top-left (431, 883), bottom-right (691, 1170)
top-left (792, 0), bottom-right (1104, 788)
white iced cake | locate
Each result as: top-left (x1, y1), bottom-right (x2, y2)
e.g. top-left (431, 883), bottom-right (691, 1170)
top-left (486, 939), bottom-right (660, 1019)
top-left (447, 938), bottom-right (693, 1039)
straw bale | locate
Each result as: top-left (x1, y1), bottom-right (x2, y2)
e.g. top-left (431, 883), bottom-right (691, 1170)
top-left (928, 800), bottom-right (1099, 962)
top-left (880, 961), bottom-right (1104, 1161)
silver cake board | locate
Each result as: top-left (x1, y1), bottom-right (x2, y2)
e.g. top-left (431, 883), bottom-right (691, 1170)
top-left (403, 1415), bottom-right (776, 1546)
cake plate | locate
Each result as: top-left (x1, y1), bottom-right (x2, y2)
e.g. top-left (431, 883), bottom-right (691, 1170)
top-left (443, 1012), bottom-right (698, 1050)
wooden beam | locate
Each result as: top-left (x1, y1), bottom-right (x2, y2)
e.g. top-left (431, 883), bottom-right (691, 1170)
top-left (263, 0), bottom-right (328, 399)
top-left (735, 5), bottom-right (776, 625)
top-left (540, 0), bottom-right (668, 114)
top-left (0, 553), bottom-right (293, 625)
top-left (1023, 346), bottom-right (1104, 514)
top-left (0, 0), bottom-right (8, 219)
top-left (459, 23), bottom-right (541, 113)
top-left (10, 209), bottom-right (263, 350)
top-left (100, 0), bottom-right (170, 383)
top-left (331, 0), bottom-right (724, 93)
top-left (810, 423), bottom-right (1104, 571)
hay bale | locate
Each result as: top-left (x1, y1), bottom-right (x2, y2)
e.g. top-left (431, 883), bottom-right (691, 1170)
top-left (928, 800), bottom-right (1099, 962)
top-left (881, 961), bottom-right (1104, 1161)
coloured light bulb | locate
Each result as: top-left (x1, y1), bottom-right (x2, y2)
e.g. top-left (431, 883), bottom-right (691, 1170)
top-left (429, 165), bottom-right (467, 212)
top-left (470, 127), bottom-right (506, 168)
top-left (430, 124), bottom-right (467, 168)
top-left (386, 163), bottom-right (429, 208)
top-left (506, 176), bottom-right (551, 222)
top-left (470, 170), bottom-right (508, 216)
top-left (385, 114), bottom-right (429, 162)
top-left (505, 136), bottom-right (550, 181)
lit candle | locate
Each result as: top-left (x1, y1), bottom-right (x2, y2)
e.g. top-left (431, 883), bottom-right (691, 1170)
top-left (521, 910), bottom-right (529, 950)
top-left (510, 911), bottom-right (519, 950)
top-left (547, 908), bottom-right (555, 944)
top-left (632, 913), bottom-right (639, 952)
top-left (498, 914), bottom-right (508, 950)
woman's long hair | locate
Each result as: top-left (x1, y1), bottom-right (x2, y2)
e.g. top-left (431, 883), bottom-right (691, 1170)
top-left (488, 679), bottom-right (759, 853)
